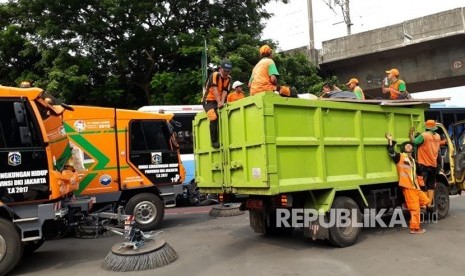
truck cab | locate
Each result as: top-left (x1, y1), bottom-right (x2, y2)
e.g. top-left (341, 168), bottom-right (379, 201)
top-left (0, 86), bottom-right (80, 275)
top-left (194, 93), bottom-right (462, 247)
top-left (63, 106), bottom-right (185, 230)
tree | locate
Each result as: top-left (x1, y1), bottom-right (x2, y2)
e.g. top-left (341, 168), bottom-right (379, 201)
top-left (0, 0), bottom-right (335, 107)
top-left (274, 52), bottom-right (322, 94)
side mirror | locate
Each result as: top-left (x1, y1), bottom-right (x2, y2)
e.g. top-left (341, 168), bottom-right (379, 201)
top-left (61, 102), bottom-right (74, 111)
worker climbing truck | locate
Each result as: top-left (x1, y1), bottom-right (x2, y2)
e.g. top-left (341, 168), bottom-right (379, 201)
top-left (194, 93), bottom-right (464, 247)
top-left (0, 86), bottom-right (89, 275)
top-left (63, 106), bottom-right (185, 230)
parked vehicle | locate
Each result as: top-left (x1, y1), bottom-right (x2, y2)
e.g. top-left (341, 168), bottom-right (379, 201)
top-left (194, 93), bottom-right (464, 247)
top-left (138, 105), bottom-right (207, 206)
top-left (63, 106), bottom-right (185, 230)
top-left (0, 86), bottom-right (88, 275)
top-left (425, 105), bottom-right (465, 136)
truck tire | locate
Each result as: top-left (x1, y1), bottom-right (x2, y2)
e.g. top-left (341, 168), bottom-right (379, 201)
top-left (328, 196), bottom-right (362, 248)
top-left (125, 193), bottom-right (164, 231)
top-left (23, 239), bottom-right (45, 256)
top-left (435, 182), bottom-right (449, 220)
top-left (0, 218), bottom-right (23, 276)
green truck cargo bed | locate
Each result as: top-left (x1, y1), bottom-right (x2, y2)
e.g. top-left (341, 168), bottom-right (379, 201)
top-left (194, 93), bottom-right (426, 195)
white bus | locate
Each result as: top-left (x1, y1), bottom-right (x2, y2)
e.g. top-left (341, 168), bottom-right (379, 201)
top-left (138, 105), bottom-right (204, 185)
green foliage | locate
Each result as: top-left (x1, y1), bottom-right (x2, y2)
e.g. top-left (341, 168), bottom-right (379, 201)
top-left (274, 52), bottom-right (321, 94)
top-left (0, 0), bottom-right (335, 108)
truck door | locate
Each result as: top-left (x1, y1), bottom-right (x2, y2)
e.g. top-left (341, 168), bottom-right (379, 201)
top-left (128, 120), bottom-right (182, 185)
top-left (0, 99), bottom-right (49, 203)
top-left (436, 124), bottom-right (453, 178)
top-left (452, 121), bottom-right (465, 183)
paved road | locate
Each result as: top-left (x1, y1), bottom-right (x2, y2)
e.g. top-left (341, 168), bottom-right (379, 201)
top-left (11, 196), bottom-right (465, 276)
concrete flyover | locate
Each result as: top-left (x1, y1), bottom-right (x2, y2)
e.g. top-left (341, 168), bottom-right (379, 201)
top-left (319, 7), bottom-right (465, 99)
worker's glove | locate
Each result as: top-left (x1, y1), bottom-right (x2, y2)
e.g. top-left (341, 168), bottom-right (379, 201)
top-left (206, 109), bottom-right (217, 121)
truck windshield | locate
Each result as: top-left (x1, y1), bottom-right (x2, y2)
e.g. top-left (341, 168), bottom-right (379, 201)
top-left (130, 120), bottom-right (171, 151)
top-left (0, 100), bottom-right (42, 148)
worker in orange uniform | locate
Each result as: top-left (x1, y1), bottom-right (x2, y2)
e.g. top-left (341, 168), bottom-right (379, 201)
top-left (249, 45), bottom-right (290, 97)
top-left (227, 81), bottom-right (245, 103)
top-left (202, 60), bottom-right (232, 149)
top-left (410, 120), bottom-right (444, 206)
top-left (386, 133), bottom-right (430, 234)
top-left (382, 68), bottom-right (408, 99)
top-left (346, 78), bottom-right (365, 100)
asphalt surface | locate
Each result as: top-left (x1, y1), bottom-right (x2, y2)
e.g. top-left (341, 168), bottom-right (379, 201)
top-left (10, 195), bottom-right (465, 276)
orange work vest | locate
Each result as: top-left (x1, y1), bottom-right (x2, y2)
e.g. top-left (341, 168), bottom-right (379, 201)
top-left (204, 72), bottom-right (231, 102)
top-left (417, 131), bottom-right (440, 167)
top-left (396, 153), bottom-right (420, 190)
top-left (227, 91), bottom-right (245, 103)
top-left (250, 58), bottom-right (276, 95)
top-left (388, 79), bottom-right (405, 100)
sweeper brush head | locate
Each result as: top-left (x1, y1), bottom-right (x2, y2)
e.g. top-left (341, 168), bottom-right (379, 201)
top-left (102, 239), bottom-right (177, 272)
top-left (209, 203), bottom-right (245, 217)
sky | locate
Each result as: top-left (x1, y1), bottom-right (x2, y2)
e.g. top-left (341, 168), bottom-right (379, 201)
top-left (262, 0), bottom-right (465, 106)
top-left (262, 0), bottom-right (465, 50)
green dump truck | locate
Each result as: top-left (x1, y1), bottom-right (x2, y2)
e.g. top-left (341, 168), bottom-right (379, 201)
top-left (194, 93), bottom-right (465, 247)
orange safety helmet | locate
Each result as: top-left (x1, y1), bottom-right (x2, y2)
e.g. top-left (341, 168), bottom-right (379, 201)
top-left (425, 120), bottom-right (437, 131)
top-left (346, 78), bottom-right (359, 85)
top-left (385, 68), bottom-right (400, 77)
top-left (259, 45), bottom-right (272, 56)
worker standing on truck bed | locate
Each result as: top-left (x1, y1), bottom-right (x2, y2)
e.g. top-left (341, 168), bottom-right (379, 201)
top-left (249, 45), bottom-right (290, 97)
top-left (410, 120), bottom-right (444, 207)
top-left (382, 68), bottom-right (408, 99)
top-left (227, 81), bottom-right (245, 103)
top-left (202, 60), bottom-right (232, 148)
top-left (346, 78), bottom-right (365, 100)
top-left (319, 82), bottom-right (341, 98)
top-left (386, 133), bottom-right (430, 234)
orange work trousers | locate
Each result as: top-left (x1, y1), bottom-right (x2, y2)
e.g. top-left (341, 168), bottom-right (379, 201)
top-left (402, 188), bottom-right (431, 230)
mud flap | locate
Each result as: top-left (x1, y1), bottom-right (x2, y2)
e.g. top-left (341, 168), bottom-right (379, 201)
top-left (249, 210), bottom-right (265, 233)
top-left (303, 213), bottom-right (329, 240)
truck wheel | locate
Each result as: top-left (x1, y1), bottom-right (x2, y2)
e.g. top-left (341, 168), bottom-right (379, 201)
top-left (0, 218), bottom-right (23, 276)
top-left (435, 182), bottom-right (449, 220)
top-left (328, 196), bottom-right (362, 248)
top-left (125, 193), bottom-right (164, 231)
top-left (23, 239), bottom-right (45, 256)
